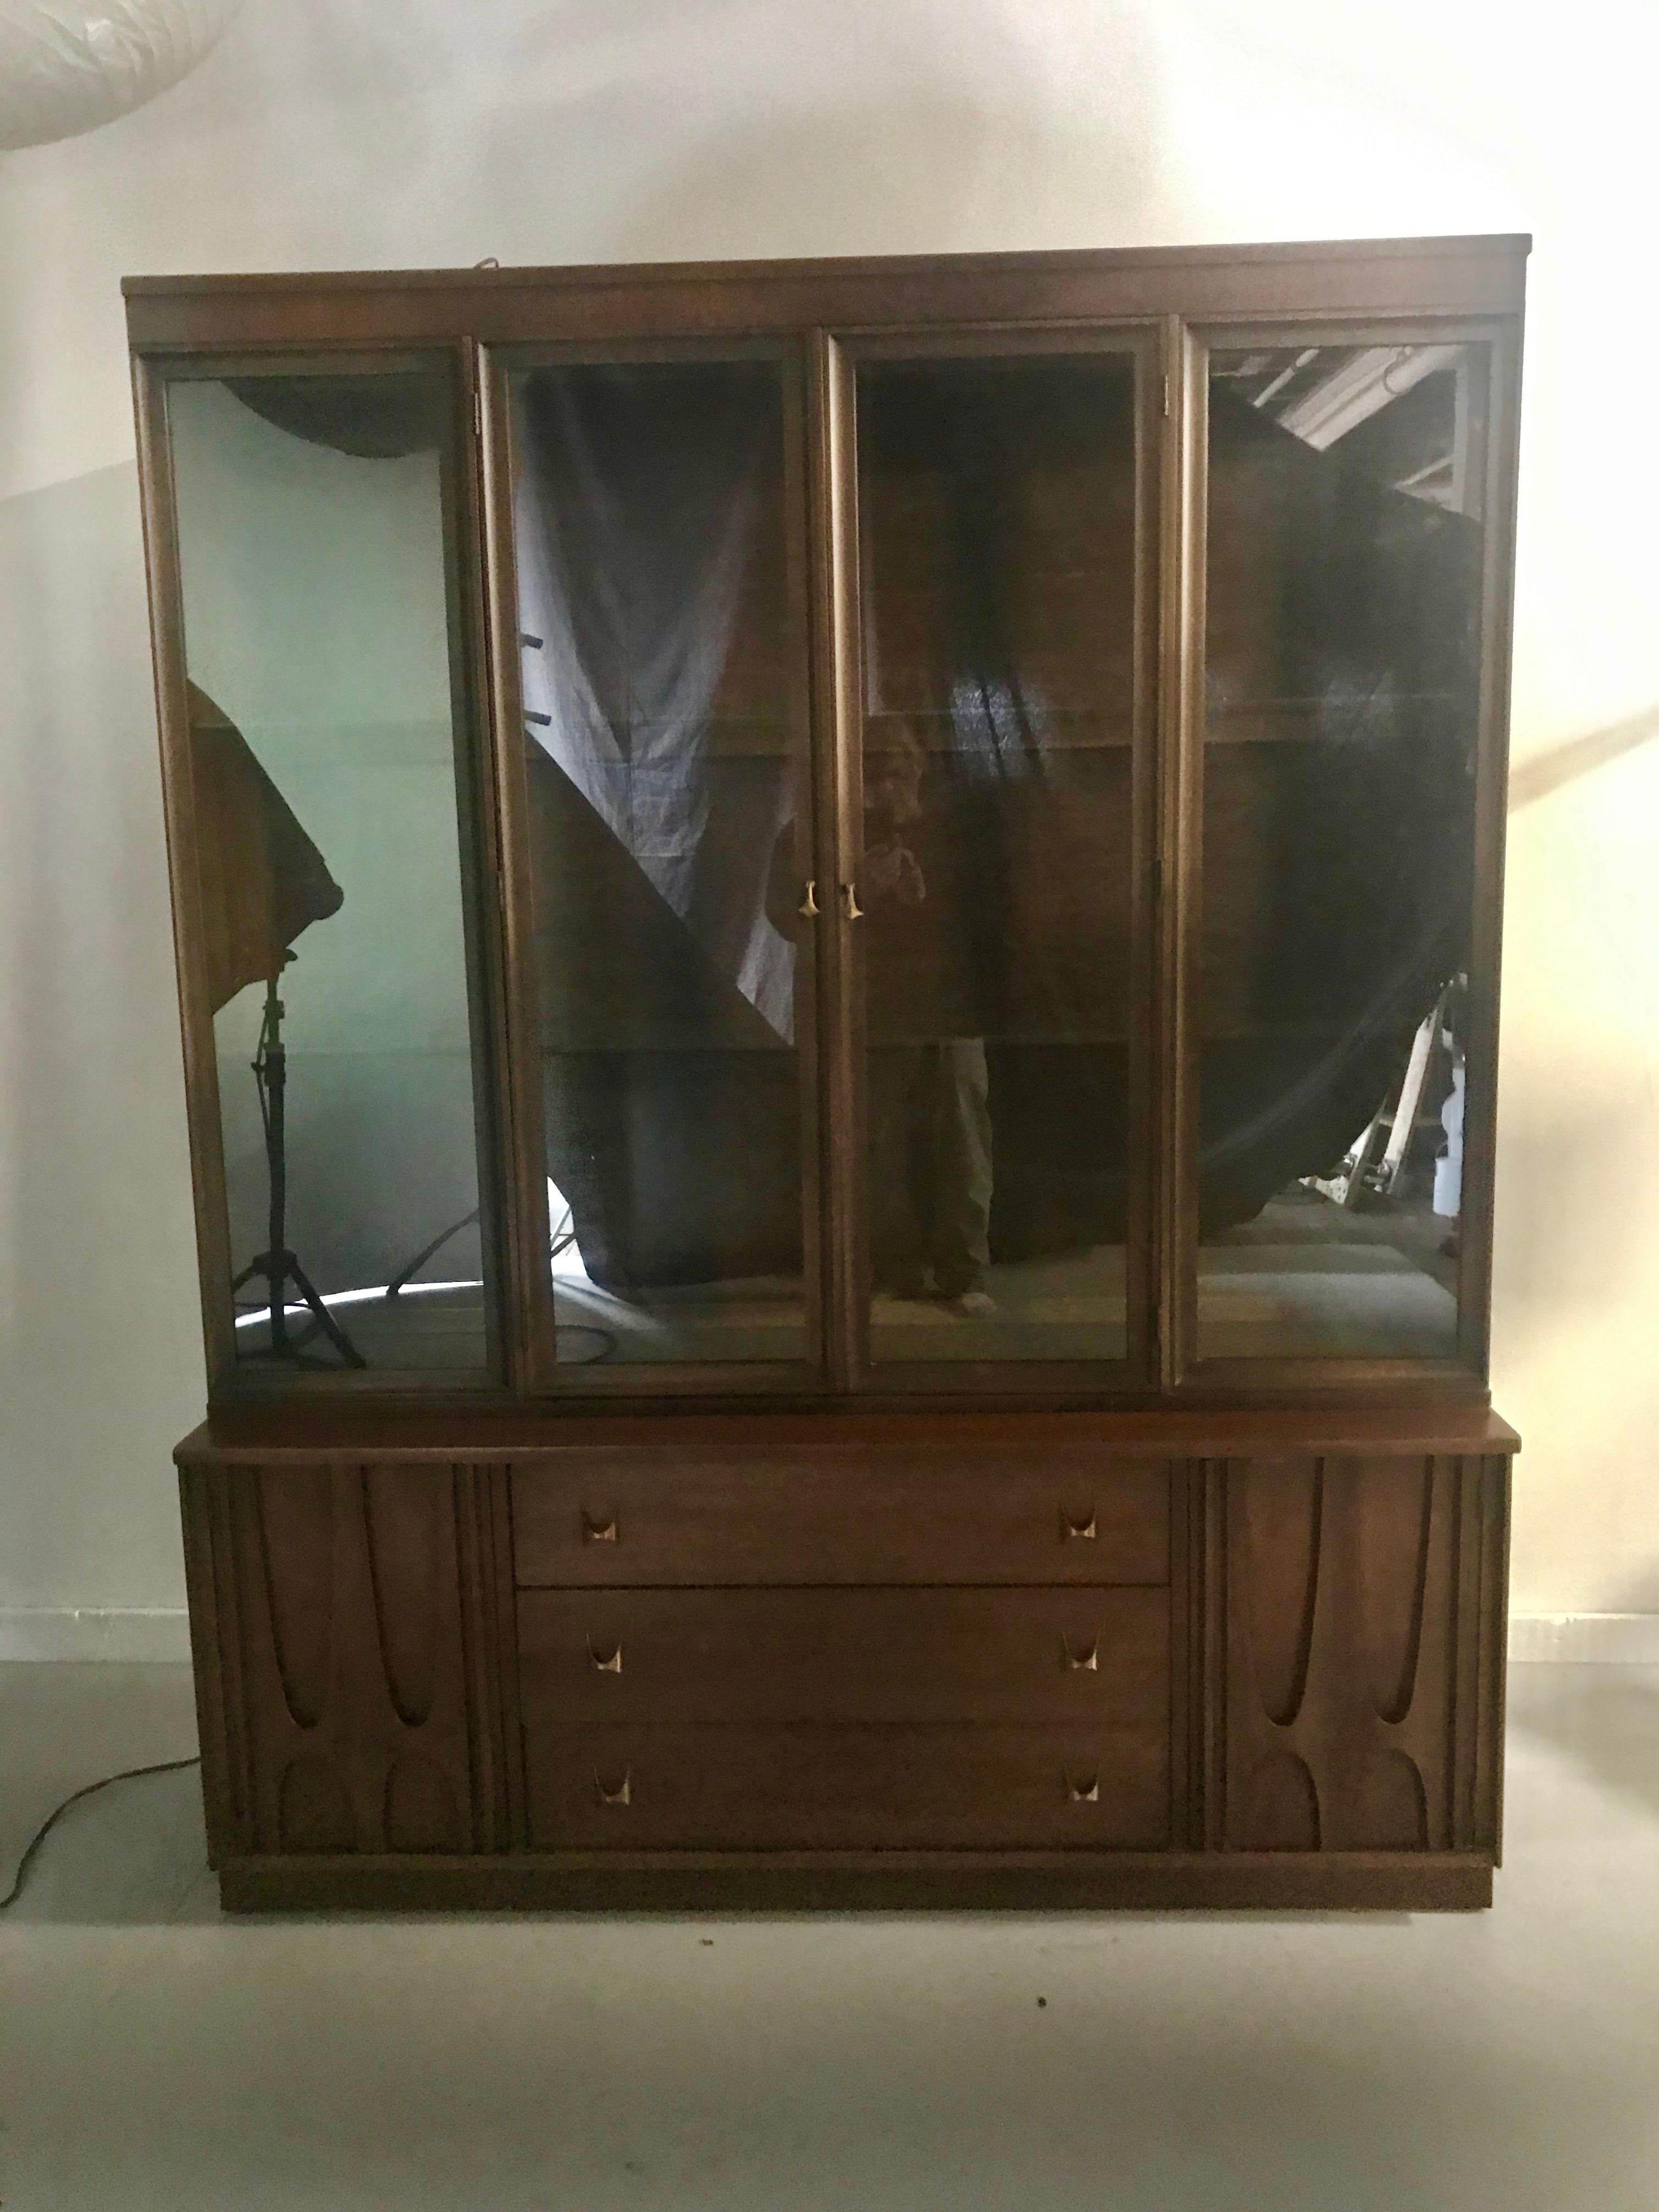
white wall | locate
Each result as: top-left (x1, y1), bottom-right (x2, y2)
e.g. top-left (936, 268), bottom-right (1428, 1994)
top-left (2, 0), bottom-right (1656, 1648)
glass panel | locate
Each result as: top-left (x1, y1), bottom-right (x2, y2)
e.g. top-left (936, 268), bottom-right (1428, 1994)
top-left (856, 354), bottom-right (1139, 1363)
top-left (1197, 341), bottom-right (1487, 1360)
top-left (510, 360), bottom-right (808, 1368)
top-left (169, 369), bottom-right (496, 1374)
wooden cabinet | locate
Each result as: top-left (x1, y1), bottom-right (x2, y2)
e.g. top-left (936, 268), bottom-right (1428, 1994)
top-left (136, 235), bottom-right (1525, 1910)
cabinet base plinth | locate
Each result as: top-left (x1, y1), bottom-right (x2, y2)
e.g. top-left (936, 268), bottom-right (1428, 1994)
top-left (218, 1850), bottom-right (1494, 1915)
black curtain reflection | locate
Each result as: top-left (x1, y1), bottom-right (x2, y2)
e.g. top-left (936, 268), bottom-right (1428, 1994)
top-left (226, 375), bottom-right (443, 459)
top-left (513, 364), bottom-right (800, 1289)
top-left (1199, 386), bottom-right (1481, 1229)
top-left (234, 361), bottom-right (1484, 1273)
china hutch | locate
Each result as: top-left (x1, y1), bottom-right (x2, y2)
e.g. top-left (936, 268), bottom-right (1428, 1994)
top-left (127, 234), bottom-right (1524, 1910)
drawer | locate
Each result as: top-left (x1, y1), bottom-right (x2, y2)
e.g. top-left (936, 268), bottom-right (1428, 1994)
top-left (518, 1586), bottom-right (1169, 1726)
top-left (526, 1723), bottom-right (1169, 1850)
top-left (510, 1456), bottom-right (1169, 1586)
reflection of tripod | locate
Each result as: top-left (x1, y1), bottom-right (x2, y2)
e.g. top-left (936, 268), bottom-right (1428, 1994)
top-left (230, 972), bottom-right (365, 1368)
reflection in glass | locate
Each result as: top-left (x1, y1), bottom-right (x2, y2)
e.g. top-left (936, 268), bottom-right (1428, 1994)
top-left (169, 372), bottom-right (496, 1372)
top-left (1197, 343), bottom-right (1487, 1359)
top-left (856, 355), bottom-right (1138, 1362)
top-left (511, 361), bottom-right (807, 1366)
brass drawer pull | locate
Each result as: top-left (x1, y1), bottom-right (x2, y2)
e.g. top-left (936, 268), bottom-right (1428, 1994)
top-left (594, 1769), bottom-right (632, 1806)
top-left (798, 879), bottom-right (820, 917)
top-left (1060, 1506), bottom-right (1097, 1542)
top-left (588, 1640), bottom-right (623, 1674)
top-left (1061, 1635), bottom-right (1099, 1672)
top-left (582, 1511), bottom-right (618, 1545)
top-left (841, 881), bottom-right (864, 919)
top-left (1065, 1772), bottom-right (1100, 1805)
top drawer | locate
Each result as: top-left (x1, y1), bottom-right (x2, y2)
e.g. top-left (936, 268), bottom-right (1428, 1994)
top-left (510, 1454), bottom-right (1169, 1587)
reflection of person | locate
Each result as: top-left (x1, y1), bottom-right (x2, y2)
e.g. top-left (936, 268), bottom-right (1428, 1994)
top-left (870, 1034), bottom-right (993, 1311)
top-left (768, 718), bottom-right (994, 1314)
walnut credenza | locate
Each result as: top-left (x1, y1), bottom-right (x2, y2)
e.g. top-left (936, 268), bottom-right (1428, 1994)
top-left (179, 1407), bottom-right (1513, 1911)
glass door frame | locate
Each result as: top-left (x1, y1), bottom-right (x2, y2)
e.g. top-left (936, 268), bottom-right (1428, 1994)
top-left (1163, 311), bottom-right (1524, 1401)
top-left (820, 320), bottom-right (1168, 1398)
top-left (132, 341), bottom-right (515, 1400)
top-left (477, 334), bottom-right (830, 1397)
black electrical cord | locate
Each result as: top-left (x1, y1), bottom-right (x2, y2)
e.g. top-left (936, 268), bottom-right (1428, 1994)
top-left (0, 1756), bottom-right (202, 1911)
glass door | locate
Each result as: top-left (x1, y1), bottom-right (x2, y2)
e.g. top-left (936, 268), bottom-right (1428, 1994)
top-left (1183, 327), bottom-right (1506, 1381)
top-left (152, 355), bottom-right (505, 1386)
top-left (488, 346), bottom-right (821, 1386)
top-left (839, 334), bottom-right (1157, 1382)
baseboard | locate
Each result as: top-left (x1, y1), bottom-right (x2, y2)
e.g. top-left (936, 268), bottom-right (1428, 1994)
top-left (0, 1607), bottom-right (192, 1662)
top-left (1508, 1613), bottom-right (1659, 1663)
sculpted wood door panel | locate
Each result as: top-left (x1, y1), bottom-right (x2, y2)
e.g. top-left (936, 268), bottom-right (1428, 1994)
top-left (184, 1462), bottom-right (509, 1857)
top-left (1217, 1453), bottom-right (1505, 1853)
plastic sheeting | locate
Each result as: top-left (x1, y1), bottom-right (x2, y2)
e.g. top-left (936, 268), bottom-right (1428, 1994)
top-left (0, 0), bottom-right (241, 150)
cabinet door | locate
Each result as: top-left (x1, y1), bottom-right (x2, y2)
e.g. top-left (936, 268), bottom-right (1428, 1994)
top-left (147, 357), bottom-right (505, 1385)
top-left (839, 335), bottom-right (1157, 1381)
top-left (1184, 329), bottom-right (1512, 1380)
top-left (488, 348), bottom-right (820, 1385)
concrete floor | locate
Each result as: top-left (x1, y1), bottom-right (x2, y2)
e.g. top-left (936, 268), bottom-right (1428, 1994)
top-left (1, 1664), bottom-right (1656, 2209)
top-left (0, 1662), bottom-right (200, 1903)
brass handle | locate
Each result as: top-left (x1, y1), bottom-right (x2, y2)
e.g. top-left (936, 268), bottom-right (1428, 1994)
top-left (1062, 1635), bottom-right (1099, 1672)
top-left (582, 1512), bottom-right (618, 1545)
top-left (841, 881), bottom-right (864, 919)
top-left (588, 1640), bottom-right (623, 1674)
top-left (1065, 1773), bottom-right (1100, 1805)
top-left (594, 1769), bottom-right (632, 1806)
top-left (1060, 1507), bottom-right (1097, 1542)
top-left (798, 879), bottom-right (820, 918)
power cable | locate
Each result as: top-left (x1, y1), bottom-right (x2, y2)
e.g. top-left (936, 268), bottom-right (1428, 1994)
top-left (0, 1756), bottom-right (202, 1911)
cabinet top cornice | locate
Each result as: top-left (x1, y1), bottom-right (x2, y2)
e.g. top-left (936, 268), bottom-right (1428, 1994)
top-left (123, 234), bottom-right (1531, 298)
top-left (123, 235), bottom-right (1529, 350)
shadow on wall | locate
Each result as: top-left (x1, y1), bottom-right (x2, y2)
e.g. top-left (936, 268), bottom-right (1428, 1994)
top-left (1508, 704), bottom-right (1659, 811)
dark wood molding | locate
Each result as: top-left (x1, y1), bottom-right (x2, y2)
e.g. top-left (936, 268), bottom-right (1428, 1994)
top-left (178, 1403), bottom-right (1520, 1464)
top-left (474, 344), bottom-right (554, 1392)
top-left (219, 1846), bottom-right (1495, 1915)
top-left (124, 235), bottom-right (1531, 353)
top-left (177, 1464), bottom-right (239, 1865)
top-left (133, 358), bottom-right (237, 1387)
